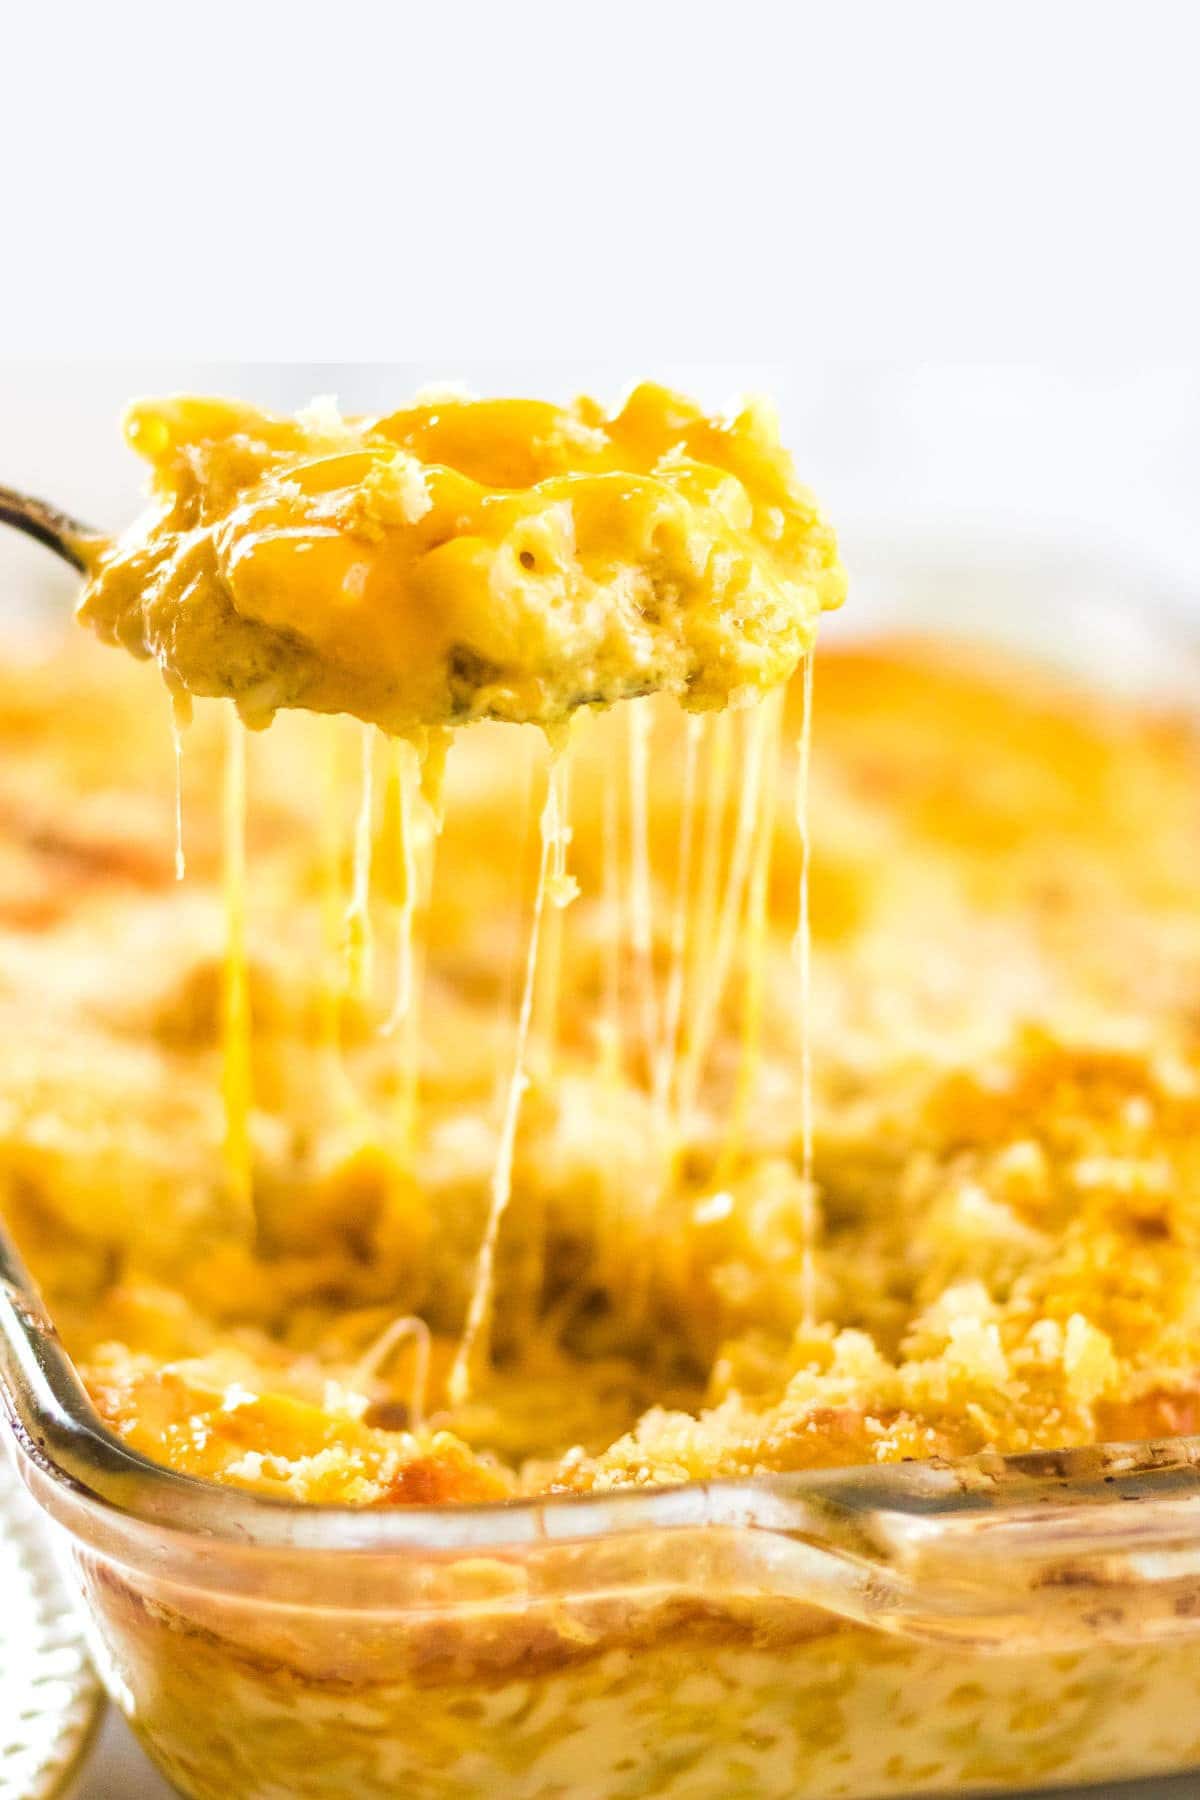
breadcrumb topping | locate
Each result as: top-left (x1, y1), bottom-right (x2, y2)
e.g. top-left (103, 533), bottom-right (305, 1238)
top-left (5, 631), bottom-right (1200, 1503)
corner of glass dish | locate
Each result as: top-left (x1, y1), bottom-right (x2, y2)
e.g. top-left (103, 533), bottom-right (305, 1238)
top-left (8, 1210), bottom-right (1200, 1652)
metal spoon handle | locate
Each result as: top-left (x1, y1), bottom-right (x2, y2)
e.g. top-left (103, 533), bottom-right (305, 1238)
top-left (0, 484), bottom-right (103, 572)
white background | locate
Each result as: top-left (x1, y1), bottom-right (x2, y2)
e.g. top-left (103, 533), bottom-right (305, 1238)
top-left (3, 1), bottom-right (1200, 361)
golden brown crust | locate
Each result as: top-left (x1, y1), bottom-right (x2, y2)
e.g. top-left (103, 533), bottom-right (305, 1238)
top-left (7, 630), bottom-right (1200, 1502)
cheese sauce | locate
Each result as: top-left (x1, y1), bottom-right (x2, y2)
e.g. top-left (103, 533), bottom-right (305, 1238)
top-left (76, 387), bottom-right (846, 733)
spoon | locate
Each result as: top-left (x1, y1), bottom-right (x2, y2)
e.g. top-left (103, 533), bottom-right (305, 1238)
top-left (0, 484), bottom-right (103, 572)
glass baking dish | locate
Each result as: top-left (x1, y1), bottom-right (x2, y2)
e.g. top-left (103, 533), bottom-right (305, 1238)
top-left (6, 547), bottom-right (1200, 1800)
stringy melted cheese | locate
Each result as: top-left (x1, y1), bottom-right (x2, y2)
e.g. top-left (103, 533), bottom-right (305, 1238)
top-left (76, 386), bottom-right (846, 733)
top-left (8, 631), bottom-right (1200, 1505)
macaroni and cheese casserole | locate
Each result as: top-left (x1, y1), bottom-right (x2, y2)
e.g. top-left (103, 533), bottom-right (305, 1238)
top-left (6, 623), bottom-right (1200, 1506)
top-left (7, 387), bottom-right (1200, 1799)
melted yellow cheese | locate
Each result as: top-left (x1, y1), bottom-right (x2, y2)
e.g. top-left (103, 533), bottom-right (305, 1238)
top-left (626, 701), bottom-right (658, 1078)
top-left (652, 714), bottom-right (701, 1118)
top-left (719, 688), bottom-right (784, 1175)
top-left (344, 725), bottom-right (377, 1004)
top-left (168, 694), bottom-right (188, 882)
top-left (76, 385), bottom-right (846, 733)
top-left (220, 708), bottom-right (254, 1232)
top-left (793, 653), bottom-right (818, 1325)
top-left (449, 747), bottom-right (570, 1405)
top-left (677, 699), bottom-right (772, 1121)
top-left (8, 635), bottom-right (1200, 1506)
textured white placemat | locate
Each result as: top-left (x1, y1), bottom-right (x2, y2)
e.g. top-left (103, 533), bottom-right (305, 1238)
top-left (0, 1452), bottom-right (101, 1800)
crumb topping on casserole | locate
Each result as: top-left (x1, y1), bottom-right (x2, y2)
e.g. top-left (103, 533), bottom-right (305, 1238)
top-left (6, 630), bottom-right (1200, 1504)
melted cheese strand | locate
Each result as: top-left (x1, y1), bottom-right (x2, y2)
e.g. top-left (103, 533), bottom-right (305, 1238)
top-left (718, 689), bottom-right (784, 1174)
top-left (533, 740), bottom-right (577, 1061)
top-left (653, 714), bottom-right (702, 1116)
top-left (491, 745), bottom-right (537, 1116)
top-left (793, 654), bottom-right (818, 1325)
top-left (396, 921), bottom-right (428, 1164)
top-left (402, 751), bottom-right (442, 1161)
top-left (169, 694), bottom-right (188, 882)
top-left (317, 721), bottom-right (347, 1073)
top-left (525, 743), bottom-right (577, 1318)
top-left (220, 706), bottom-right (254, 1235)
top-left (418, 727), bottom-right (451, 832)
top-left (395, 738), bottom-right (444, 1159)
top-left (381, 739), bottom-right (425, 1160)
top-left (384, 740), bottom-right (421, 1035)
top-left (678, 701), bottom-right (771, 1123)
top-left (627, 701), bottom-right (659, 1082)
top-left (315, 721), bottom-right (371, 1128)
top-left (345, 724), bottom-right (376, 1004)
top-left (449, 751), bottom-right (563, 1404)
top-left (351, 1314), bottom-right (431, 1428)
top-left (599, 739), bottom-right (624, 1082)
top-left (685, 710), bottom-right (733, 1076)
